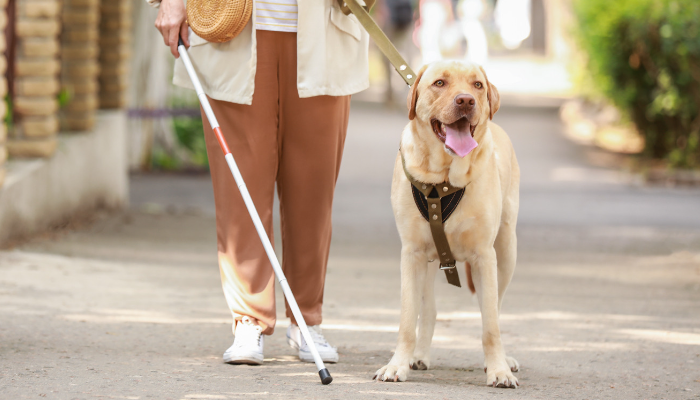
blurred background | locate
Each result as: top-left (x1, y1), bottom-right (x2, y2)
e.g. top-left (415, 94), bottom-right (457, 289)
top-left (0, 0), bottom-right (693, 179)
top-left (0, 0), bottom-right (699, 398)
top-left (129, 0), bottom-right (577, 173)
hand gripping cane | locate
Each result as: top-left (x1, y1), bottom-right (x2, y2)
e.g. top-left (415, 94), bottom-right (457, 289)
top-left (176, 37), bottom-right (333, 385)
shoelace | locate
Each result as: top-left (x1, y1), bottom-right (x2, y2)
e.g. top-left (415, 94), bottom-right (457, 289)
top-left (234, 318), bottom-right (262, 348)
top-left (306, 327), bottom-right (332, 349)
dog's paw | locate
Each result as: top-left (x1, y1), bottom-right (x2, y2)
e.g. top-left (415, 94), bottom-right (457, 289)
top-left (485, 365), bottom-right (518, 389)
top-left (373, 364), bottom-right (410, 382)
top-left (484, 356), bottom-right (519, 373)
top-left (410, 359), bottom-right (429, 370)
top-left (505, 356), bottom-right (520, 372)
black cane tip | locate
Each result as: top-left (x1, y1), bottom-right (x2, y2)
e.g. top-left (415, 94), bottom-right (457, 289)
top-left (319, 368), bottom-right (333, 385)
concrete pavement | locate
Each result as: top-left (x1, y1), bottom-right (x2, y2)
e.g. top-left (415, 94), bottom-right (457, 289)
top-left (1, 103), bottom-right (700, 399)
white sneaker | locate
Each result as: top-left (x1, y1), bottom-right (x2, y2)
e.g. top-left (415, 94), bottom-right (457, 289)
top-left (223, 316), bottom-right (264, 365)
top-left (286, 324), bottom-right (338, 363)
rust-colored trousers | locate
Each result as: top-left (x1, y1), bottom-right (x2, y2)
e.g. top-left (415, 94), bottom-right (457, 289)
top-left (201, 31), bottom-right (350, 335)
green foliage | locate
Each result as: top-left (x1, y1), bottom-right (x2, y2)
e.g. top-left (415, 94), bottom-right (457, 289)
top-left (57, 88), bottom-right (71, 108)
top-left (150, 148), bottom-right (181, 170)
top-left (148, 116), bottom-right (208, 172)
top-left (172, 116), bottom-right (208, 168)
top-left (573, 0), bottom-right (700, 167)
top-left (4, 95), bottom-right (13, 129)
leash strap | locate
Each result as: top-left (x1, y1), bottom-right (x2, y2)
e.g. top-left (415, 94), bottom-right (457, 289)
top-left (336, 0), bottom-right (417, 86)
top-left (401, 153), bottom-right (463, 287)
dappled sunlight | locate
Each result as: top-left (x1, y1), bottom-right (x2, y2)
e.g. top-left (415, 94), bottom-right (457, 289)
top-left (540, 262), bottom-right (700, 287)
top-left (277, 372), bottom-right (359, 380)
top-left (617, 329), bottom-right (700, 346)
top-left (358, 391), bottom-right (424, 396)
top-left (501, 311), bottom-right (656, 322)
top-left (314, 311), bottom-right (700, 355)
top-left (321, 322), bottom-right (398, 333)
top-left (0, 306), bottom-right (49, 316)
top-left (437, 310), bottom-right (659, 323)
top-left (519, 342), bottom-right (634, 352)
top-left (328, 307), bottom-right (400, 317)
top-left (62, 308), bottom-right (230, 325)
top-left (430, 335), bottom-right (482, 350)
top-left (104, 397), bottom-right (140, 400)
top-left (436, 311), bottom-right (481, 321)
top-left (262, 355), bottom-right (299, 363)
top-left (277, 372), bottom-right (316, 377)
top-left (418, 310), bottom-right (700, 353)
top-left (432, 335), bottom-right (466, 343)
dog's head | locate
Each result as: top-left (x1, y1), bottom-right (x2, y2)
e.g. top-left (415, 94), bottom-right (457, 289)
top-left (407, 61), bottom-right (500, 158)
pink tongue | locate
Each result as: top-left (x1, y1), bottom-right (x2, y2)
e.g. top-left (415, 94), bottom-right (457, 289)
top-left (444, 125), bottom-right (478, 157)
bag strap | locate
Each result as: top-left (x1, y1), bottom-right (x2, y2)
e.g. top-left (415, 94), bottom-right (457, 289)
top-left (336, 0), bottom-right (417, 86)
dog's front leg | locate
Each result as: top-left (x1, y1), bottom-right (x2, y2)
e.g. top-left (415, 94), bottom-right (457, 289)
top-left (374, 248), bottom-right (427, 382)
top-left (472, 247), bottom-right (519, 388)
top-left (411, 261), bottom-right (438, 370)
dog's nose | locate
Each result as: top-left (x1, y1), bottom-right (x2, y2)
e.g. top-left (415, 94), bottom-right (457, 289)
top-left (454, 94), bottom-right (475, 110)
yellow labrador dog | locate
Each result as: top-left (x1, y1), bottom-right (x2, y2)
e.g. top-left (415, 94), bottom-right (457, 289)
top-left (374, 61), bottom-right (520, 388)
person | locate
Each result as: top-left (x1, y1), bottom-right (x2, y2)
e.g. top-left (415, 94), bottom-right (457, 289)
top-left (148, 0), bottom-right (369, 365)
top-left (494, 0), bottom-right (531, 50)
top-left (416, 0), bottom-right (453, 64)
top-left (458, 0), bottom-right (488, 65)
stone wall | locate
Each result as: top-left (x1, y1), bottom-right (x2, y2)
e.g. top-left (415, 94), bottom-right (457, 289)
top-left (98, 0), bottom-right (131, 109)
top-left (7, 0), bottom-right (61, 158)
top-left (61, 0), bottom-right (101, 131)
top-left (0, 0), bottom-right (132, 237)
top-left (0, 110), bottom-right (128, 245)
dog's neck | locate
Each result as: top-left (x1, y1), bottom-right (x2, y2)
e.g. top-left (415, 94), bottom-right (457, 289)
top-left (401, 120), bottom-right (493, 188)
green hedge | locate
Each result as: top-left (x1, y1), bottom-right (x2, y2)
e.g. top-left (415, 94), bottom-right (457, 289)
top-left (574, 0), bottom-right (700, 167)
top-left (173, 116), bottom-right (208, 168)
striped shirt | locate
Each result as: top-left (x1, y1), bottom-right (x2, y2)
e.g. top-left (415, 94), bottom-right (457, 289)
top-left (256, 0), bottom-right (298, 33)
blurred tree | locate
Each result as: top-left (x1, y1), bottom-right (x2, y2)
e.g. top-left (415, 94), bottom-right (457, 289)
top-left (574, 0), bottom-right (700, 168)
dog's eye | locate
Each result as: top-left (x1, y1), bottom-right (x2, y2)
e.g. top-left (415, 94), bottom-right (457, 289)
top-left (434, 80), bottom-right (445, 87)
top-left (475, 82), bottom-right (483, 89)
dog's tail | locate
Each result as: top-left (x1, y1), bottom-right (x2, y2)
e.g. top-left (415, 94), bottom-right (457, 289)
top-left (465, 262), bottom-right (476, 294)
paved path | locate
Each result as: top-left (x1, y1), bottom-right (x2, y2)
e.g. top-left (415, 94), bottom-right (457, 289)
top-left (2, 103), bottom-right (700, 399)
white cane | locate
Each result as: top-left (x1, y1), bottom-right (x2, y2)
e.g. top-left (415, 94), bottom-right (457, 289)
top-left (176, 37), bottom-right (333, 385)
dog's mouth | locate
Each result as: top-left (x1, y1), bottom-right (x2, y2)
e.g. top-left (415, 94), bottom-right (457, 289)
top-left (430, 117), bottom-right (478, 157)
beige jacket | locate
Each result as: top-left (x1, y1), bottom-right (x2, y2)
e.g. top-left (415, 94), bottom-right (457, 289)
top-left (170, 0), bottom-right (370, 105)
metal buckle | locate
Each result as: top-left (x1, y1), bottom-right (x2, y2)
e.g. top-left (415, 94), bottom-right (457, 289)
top-left (439, 263), bottom-right (456, 270)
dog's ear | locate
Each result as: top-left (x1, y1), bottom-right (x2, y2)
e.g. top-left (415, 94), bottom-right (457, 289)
top-left (479, 66), bottom-right (500, 120)
top-left (407, 65), bottom-right (428, 121)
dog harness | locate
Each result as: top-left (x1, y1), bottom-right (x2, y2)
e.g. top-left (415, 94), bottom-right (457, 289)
top-left (401, 152), bottom-right (466, 287)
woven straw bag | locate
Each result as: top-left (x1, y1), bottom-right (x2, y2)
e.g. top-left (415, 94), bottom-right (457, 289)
top-left (187, 0), bottom-right (253, 43)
